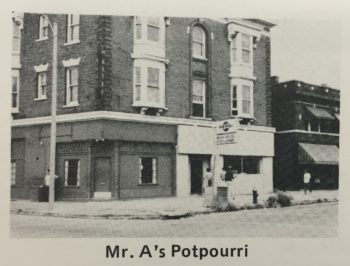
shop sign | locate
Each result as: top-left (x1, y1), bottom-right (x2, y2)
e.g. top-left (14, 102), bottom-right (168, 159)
top-left (216, 119), bottom-right (238, 145)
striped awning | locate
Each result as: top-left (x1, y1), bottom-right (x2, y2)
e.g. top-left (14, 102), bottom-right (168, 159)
top-left (306, 106), bottom-right (335, 120)
top-left (334, 113), bottom-right (340, 120)
top-left (299, 143), bottom-right (339, 165)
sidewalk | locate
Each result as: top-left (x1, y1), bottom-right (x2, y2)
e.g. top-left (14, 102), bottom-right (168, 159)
top-left (10, 190), bottom-right (338, 220)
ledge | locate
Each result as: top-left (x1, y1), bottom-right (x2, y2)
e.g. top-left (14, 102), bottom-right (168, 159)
top-left (34, 96), bottom-right (48, 101)
top-left (35, 37), bottom-right (49, 42)
top-left (64, 40), bottom-right (80, 46)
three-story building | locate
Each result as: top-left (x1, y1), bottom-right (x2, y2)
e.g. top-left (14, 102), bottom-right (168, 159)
top-left (11, 13), bottom-right (275, 200)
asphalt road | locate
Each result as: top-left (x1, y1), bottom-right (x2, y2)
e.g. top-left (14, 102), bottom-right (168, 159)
top-left (10, 202), bottom-right (337, 238)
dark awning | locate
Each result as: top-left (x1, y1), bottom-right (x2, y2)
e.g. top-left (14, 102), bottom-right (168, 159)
top-left (299, 143), bottom-right (339, 165)
top-left (306, 106), bottom-right (335, 120)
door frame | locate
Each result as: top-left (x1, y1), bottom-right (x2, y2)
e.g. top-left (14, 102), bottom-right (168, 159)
top-left (93, 156), bottom-right (112, 197)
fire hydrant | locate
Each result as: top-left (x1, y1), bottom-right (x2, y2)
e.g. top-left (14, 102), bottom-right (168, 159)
top-left (252, 189), bottom-right (258, 204)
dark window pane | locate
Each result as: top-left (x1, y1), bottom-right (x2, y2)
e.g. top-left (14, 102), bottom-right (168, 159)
top-left (141, 158), bottom-right (153, 184)
top-left (67, 160), bottom-right (79, 186)
top-left (192, 103), bottom-right (204, 117)
top-left (243, 157), bottom-right (260, 174)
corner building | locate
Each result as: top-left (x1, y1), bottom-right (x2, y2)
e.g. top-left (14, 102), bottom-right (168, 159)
top-left (11, 14), bottom-right (275, 200)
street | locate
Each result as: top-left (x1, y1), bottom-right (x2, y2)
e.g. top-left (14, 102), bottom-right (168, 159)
top-left (10, 202), bottom-right (337, 238)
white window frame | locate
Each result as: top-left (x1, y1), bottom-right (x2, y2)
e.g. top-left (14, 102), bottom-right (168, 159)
top-left (66, 14), bottom-right (80, 44)
top-left (12, 20), bottom-right (21, 53)
top-left (231, 80), bottom-right (254, 118)
top-left (11, 161), bottom-right (16, 186)
top-left (64, 159), bottom-right (80, 187)
top-left (35, 72), bottom-right (48, 100)
top-left (11, 70), bottom-right (19, 113)
top-left (139, 157), bottom-right (157, 185)
top-left (38, 15), bottom-right (49, 40)
top-left (62, 58), bottom-right (81, 107)
top-left (192, 26), bottom-right (207, 60)
top-left (134, 16), bottom-right (165, 45)
top-left (133, 59), bottom-right (165, 109)
top-left (191, 79), bottom-right (206, 118)
top-left (230, 32), bottom-right (253, 66)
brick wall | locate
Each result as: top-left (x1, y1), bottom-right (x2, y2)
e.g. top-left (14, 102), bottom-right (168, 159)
top-left (18, 13), bottom-right (100, 118)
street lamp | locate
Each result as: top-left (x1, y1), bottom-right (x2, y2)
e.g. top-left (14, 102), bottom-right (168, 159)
top-left (42, 14), bottom-right (57, 209)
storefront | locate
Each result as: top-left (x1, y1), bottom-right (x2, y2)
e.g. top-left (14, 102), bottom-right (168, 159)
top-left (176, 121), bottom-right (275, 196)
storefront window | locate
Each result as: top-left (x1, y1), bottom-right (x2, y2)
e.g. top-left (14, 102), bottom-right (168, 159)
top-left (224, 156), bottom-right (261, 174)
top-left (64, 159), bottom-right (80, 186)
top-left (139, 157), bottom-right (157, 184)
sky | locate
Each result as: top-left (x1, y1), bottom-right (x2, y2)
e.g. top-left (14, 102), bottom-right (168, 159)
top-left (271, 19), bottom-right (341, 89)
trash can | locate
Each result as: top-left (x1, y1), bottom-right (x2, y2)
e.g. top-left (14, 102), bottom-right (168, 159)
top-left (217, 186), bottom-right (228, 202)
top-left (38, 185), bottom-right (49, 202)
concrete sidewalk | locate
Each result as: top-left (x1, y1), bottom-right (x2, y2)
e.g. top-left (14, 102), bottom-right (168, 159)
top-left (10, 190), bottom-right (338, 220)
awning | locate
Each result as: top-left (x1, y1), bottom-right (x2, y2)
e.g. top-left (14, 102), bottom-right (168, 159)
top-left (306, 106), bottom-right (335, 120)
top-left (334, 113), bottom-right (340, 120)
top-left (299, 143), bottom-right (339, 165)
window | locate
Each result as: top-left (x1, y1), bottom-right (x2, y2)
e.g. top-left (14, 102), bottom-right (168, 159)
top-left (39, 15), bottom-right (49, 40)
top-left (241, 34), bottom-right (251, 64)
top-left (139, 157), bottom-right (157, 184)
top-left (134, 66), bottom-right (141, 101)
top-left (230, 33), bottom-right (253, 65)
top-left (192, 26), bottom-right (206, 59)
top-left (147, 68), bottom-right (160, 103)
top-left (12, 74), bottom-right (19, 112)
top-left (192, 79), bottom-right (206, 117)
top-left (66, 14), bottom-right (80, 43)
top-left (36, 72), bottom-right (47, 99)
top-left (231, 83), bottom-right (253, 117)
top-left (11, 161), bottom-right (16, 186)
top-left (13, 20), bottom-right (21, 52)
top-left (242, 85), bottom-right (251, 115)
top-left (231, 85), bottom-right (238, 116)
top-left (147, 17), bottom-right (160, 42)
top-left (64, 159), bottom-right (80, 186)
top-left (224, 156), bottom-right (261, 174)
top-left (134, 16), bottom-right (164, 44)
top-left (65, 67), bottom-right (79, 106)
top-left (133, 60), bottom-right (165, 108)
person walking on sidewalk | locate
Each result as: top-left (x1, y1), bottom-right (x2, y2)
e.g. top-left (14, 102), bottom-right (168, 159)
top-left (303, 169), bottom-right (312, 194)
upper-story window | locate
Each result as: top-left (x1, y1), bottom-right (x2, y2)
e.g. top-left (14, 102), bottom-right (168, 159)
top-left (192, 26), bottom-right (206, 59)
top-left (133, 60), bottom-right (165, 108)
top-left (192, 79), bottom-right (206, 117)
top-left (36, 72), bottom-right (47, 100)
top-left (65, 67), bottom-right (79, 106)
top-left (231, 32), bottom-right (253, 65)
top-left (134, 16), bottom-right (164, 44)
top-left (11, 161), bottom-right (16, 186)
top-left (12, 20), bottom-right (21, 52)
top-left (11, 72), bottom-right (19, 113)
top-left (38, 15), bottom-right (49, 40)
top-left (66, 14), bottom-right (80, 43)
top-left (231, 83), bottom-right (254, 118)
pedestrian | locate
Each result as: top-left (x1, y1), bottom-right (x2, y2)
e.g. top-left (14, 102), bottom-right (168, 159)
top-left (225, 165), bottom-right (234, 181)
top-left (225, 165), bottom-right (237, 200)
top-left (303, 169), bottom-right (312, 194)
top-left (203, 168), bottom-right (214, 207)
top-left (220, 167), bottom-right (226, 181)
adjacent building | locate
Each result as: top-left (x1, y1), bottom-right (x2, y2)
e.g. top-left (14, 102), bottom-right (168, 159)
top-left (11, 13), bottom-right (275, 200)
top-left (272, 78), bottom-right (340, 190)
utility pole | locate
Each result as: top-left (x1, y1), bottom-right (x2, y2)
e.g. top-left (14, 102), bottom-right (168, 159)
top-left (45, 16), bottom-right (58, 209)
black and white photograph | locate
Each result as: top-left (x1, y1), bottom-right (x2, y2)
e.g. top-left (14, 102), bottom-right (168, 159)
top-left (2, 0), bottom-right (350, 265)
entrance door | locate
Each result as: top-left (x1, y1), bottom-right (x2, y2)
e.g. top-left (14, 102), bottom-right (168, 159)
top-left (190, 157), bottom-right (203, 194)
top-left (94, 157), bottom-right (111, 192)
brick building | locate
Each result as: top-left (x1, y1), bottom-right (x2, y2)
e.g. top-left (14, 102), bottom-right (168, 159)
top-left (272, 79), bottom-right (340, 190)
top-left (11, 13), bottom-right (275, 200)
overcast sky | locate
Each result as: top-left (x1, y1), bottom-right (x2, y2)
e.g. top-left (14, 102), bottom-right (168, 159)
top-left (270, 19), bottom-right (341, 89)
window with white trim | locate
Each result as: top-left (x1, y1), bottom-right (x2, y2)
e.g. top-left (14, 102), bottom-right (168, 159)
top-left (224, 156), bottom-right (261, 174)
top-left (134, 16), bottom-right (164, 44)
top-left (66, 14), bottom-right (80, 43)
top-left (231, 83), bottom-right (254, 117)
top-left (231, 33), bottom-right (253, 65)
top-left (36, 72), bottom-right (47, 100)
top-left (139, 157), bottom-right (157, 184)
top-left (192, 79), bottom-right (206, 117)
top-left (192, 26), bottom-right (206, 59)
top-left (65, 67), bottom-right (79, 106)
top-left (11, 161), bottom-right (16, 186)
top-left (231, 85), bottom-right (238, 116)
top-left (11, 73), bottom-right (19, 112)
top-left (38, 15), bottom-right (49, 40)
top-left (12, 20), bottom-right (21, 52)
top-left (64, 159), bottom-right (80, 186)
top-left (133, 60), bottom-right (165, 108)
